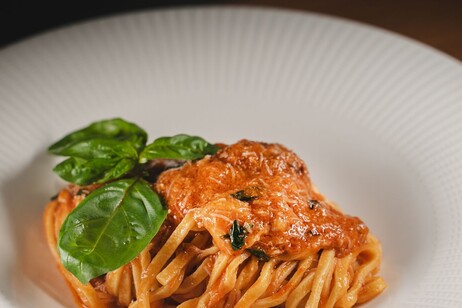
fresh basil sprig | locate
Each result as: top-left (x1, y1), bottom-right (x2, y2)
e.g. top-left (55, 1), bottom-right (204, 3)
top-left (49, 118), bottom-right (218, 284)
top-left (49, 119), bottom-right (146, 185)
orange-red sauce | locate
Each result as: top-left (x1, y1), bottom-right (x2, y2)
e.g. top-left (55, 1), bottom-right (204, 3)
top-left (156, 140), bottom-right (368, 258)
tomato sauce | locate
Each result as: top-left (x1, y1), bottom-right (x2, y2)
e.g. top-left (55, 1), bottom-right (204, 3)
top-left (156, 140), bottom-right (368, 258)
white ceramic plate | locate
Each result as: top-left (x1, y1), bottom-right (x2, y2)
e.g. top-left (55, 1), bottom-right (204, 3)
top-left (1, 7), bottom-right (462, 307)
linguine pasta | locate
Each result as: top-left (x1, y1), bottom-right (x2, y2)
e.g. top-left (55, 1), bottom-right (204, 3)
top-left (44, 140), bottom-right (386, 307)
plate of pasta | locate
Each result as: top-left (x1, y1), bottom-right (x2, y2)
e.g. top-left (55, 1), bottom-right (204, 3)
top-left (1, 6), bottom-right (462, 308)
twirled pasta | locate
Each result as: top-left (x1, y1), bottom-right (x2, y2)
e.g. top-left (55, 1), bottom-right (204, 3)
top-left (44, 140), bottom-right (386, 307)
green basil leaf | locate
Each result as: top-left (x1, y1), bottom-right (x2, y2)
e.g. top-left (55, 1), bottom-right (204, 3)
top-left (58, 179), bottom-right (167, 284)
top-left (57, 139), bottom-right (138, 160)
top-left (49, 118), bottom-right (147, 154)
top-left (247, 248), bottom-right (270, 262)
top-left (98, 158), bottom-right (138, 183)
top-left (53, 157), bottom-right (136, 185)
top-left (139, 134), bottom-right (219, 163)
top-left (51, 137), bottom-right (139, 185)
top-left (224, 220), bottom-right (247, 251)
top-left (231, 190), bottom-right (257, 202)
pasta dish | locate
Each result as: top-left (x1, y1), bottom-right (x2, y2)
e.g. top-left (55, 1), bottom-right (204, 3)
top-left (43, 119), bottom-right (386, 307)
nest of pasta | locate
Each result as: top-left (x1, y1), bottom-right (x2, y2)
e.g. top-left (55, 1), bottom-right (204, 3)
top-left (44, 140), bottom-right (386, 308)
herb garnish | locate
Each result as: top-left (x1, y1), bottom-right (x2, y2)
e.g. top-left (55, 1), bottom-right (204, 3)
top-left (49, 118), bottom-right (218, 283)
top-left (58, 179), bottom-right (166, 283)
top-left (139, 134), bottom-right (220, 163)
top-left (224, 220), bottom-right (248, 250)
top-left (231, 190), bottom-right (256, 202)
top-left (224, 221), bottom-right (268, 261)
top-left (231, 187), bottom-right (260, 202)
top-left (247, 248), bottom-right (270, 262)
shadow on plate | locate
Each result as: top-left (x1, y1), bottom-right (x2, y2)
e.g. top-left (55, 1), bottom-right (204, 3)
top-left (1, 151), bottom-right (72, 307)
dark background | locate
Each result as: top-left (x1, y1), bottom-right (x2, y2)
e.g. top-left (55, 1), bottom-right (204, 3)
top-left (1, 0), bottom-right (462, 60)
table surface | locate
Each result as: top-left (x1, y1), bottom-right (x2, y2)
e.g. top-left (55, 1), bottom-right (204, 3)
top-left (241, 0), bottom-right (462, 62)
top-left (1, 1), bottom-right (462, 62)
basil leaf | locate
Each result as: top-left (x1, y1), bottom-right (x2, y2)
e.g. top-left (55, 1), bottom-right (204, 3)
top-left (53, 156), bottom-right (136, 187)
top-left (225, 220), bottom-right (247, 251)
top-left (247, 248), bottom-right (270, 262)
top-left (231, 190), bottom-right (257, 202)
top-left (58, 179), bottom-right (167, 284)
top-left (56, 139), bottom-right (138, 160)
top-left (139, 134), bottom-right (219, 163)
top-left (51, 138), bottom-right (138, 185)
top-left (49, 118), bottom-right (147, 154)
